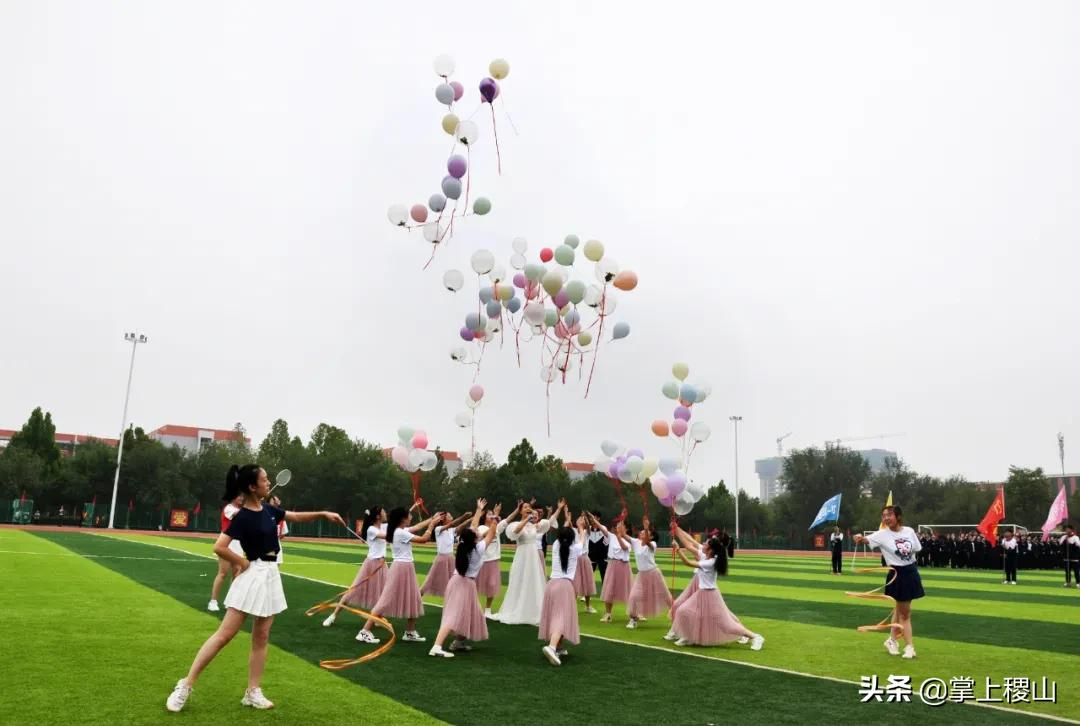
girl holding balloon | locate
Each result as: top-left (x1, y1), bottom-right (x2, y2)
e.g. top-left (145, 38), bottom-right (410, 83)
top-left (626, 517), bottom-right (673, 629)
top-left (588, 512), bottom-right (633, 623)
top-left (670, 536), bottom-right (763, 650)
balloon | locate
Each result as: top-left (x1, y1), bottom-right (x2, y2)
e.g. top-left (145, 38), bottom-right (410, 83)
top-left (447, 155), bottom-right (468, 179)
top-left (627, 447), bottom-right (644, 459)
top-left (489, 264), bottom-right (507, 283)
top-left (387, 204), bottom-right (408, 226)
top-left (435, 83), bottom-right (455, 106)
top-left (565, 280), bottom-right (586, 304)
top-left (450, 346), bottom-right (467, 362)
top-left (466, 395), bottom-right (481, 409)
top-left (484, 300), bottom-right (501, 318)
top-left (593, 457), bottom-right (612, 473)
top-left (523, 302), bottom-right (545, 325)
top-left (642, 457), bottom-right (659, 477)
top-left (454, 411), bottom-right (472, 428)
top-left (524, 263), bottom-right (545, 281)
top-left (673, 406), bottom-right (691, 422)
top-left (469, 384), bottom-right (484, 402)
top-left (696, 381), bottom-right (713, 402)
top-left (651, 419), bottom-right (669, 437)
top-left (509, 273), bottom-right (526, 289)
top-left (540, 366), bottom-right (556, 383)
top-left (577, 332), bottom-right (592, 346)
top-left (543, 308), bottom-right (558, 327)
top-left (554, 245), bottom-right (575, 266)
top-left (542, 270), bottom-right (564, 297)
top-left (613, 270), bottom-right (638, 291)
top-left (441, 113), bottom-right (459, 135)
top-left (552, 289), bottom-right (569, 309)
top-left (489, 58), bottom-right (510, 79)
top-left (583, 239), bottom-right (605, 262)
top-left (612, 322), bottom-right (630, 340)
top-left (511, 237), bottom-right (528, 254)
top-left (597, 257), bottom-right (620, 283)
top-left (599, 294), bottom-right (617, 315)
top-left (618, 466), bottom-right (635, 483)
top-left (479, 77), bottom-right (499, 103)
top-left (690, 422), bottom-right (712, 443)
top-left (584, 285), bottom-right (603, 307)
top-left (455, 120), bottom-right (479, 145)
top-left (411, 431), bottom-right (428, 450)
top-left (397, 425), bottom-right (414, 443)
top-left (564, 234), bottom-right (580, 249)
top-left (510, 253), bottom-right (526, 270)
top-left (479, 286), bottom-right (494, 304)
top-left (563, 309), bottom-right (580, 327)
top-left (671, 419), bottom-right (688, 437)
top-left (450, 81), bottom-right (464, 101)
top-left (470, 249), bottom-right (495, 275)
top-left (660, 495), bottom-right (675, 508)
top-left (473, 197), bottom-right (492, 215)
top-left (672, 362), bottom-right (690, 381)
top-left (497, 285), bottom-right (513, 301)
top-left (661, 380), bottom-right (680, 400)
top-left (539, 248), bottom-right (554, 263)
top-left (443, 269), bottom-right (464, 292)
top-left (420, 451), bottom-right (438, 472)
top-left (601, 440), bottom-right (619, 457)
top-left (666, 472), bottom-right (686, 497)
top-left (391, 445), bottom-right (409, 469)
top-left (407, 204), bottom-right (427, 224)
top-left (441, 175), bottom-right (462, 200)
top-left (650, 475), bottom-right (670, 500)
top-left (626, 457), bottom-right (644, 475)
top-left (433, 54), bottom-right (455, 77)
top-left (507, 297), bottom-right (522, 314)
top-left (679, 384), bottom-right (699, 404)
top-left (421, 222), bottom-right (442, 243)
top-left (673, 492), bottom-right (694, 516)
top-left (659, 457), bottom-right (678, 475)
top-left (459, 327), bottom-right (475, 341)
top-left (428, 193), bottom-right (447, 212)
top-left (607, 461), bottom-right (619, 478)
top-left (408, 448), bottom-right (426, 468)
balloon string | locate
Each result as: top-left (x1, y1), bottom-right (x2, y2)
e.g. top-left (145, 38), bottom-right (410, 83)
top-left (584, 286), bottom-right (608, 399)
top-left (410, 471), bottom-right (428, 516)
top-left (489, 105), bottom-right (502, 175)
top-left (465, 146), bottom-right (471, 210)
top-left (499, 95), bottom-right (520, 137)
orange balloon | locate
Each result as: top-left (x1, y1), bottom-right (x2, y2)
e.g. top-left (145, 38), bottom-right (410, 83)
top-left (651, 419), bottom-right (669, 437)
top-left (613, 270), bottom-right (638, 291)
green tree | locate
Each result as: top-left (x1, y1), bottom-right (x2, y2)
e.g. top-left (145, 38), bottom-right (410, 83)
top-left (1003, 466), bottom-right (1051, 529)
top-left (8, 407), bottom-right (60, 466)
top-left (0, 446), bottom-right (45, 501)
top-left (780, 446), bottom-right (871, 542)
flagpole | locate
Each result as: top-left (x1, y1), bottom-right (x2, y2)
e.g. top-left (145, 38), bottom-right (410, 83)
top-left (1001, 486), bottom-right (1007, 583)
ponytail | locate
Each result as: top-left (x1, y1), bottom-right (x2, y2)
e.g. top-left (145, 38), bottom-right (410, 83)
top-left (222, 464), bottom-right (260, 502)
top-left (455, 528), bottom-right (478, 576)
top-left (557, 526), bottom-right (574, 573)
top-left (361, 506), bottom-right (383, 539)
top-left (706, 536), bottom-right (728, 576)
top-left (385, 507), bottom-right (408, 543)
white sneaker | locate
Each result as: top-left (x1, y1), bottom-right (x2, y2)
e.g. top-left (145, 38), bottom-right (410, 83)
top-left (1003, 579), bottom-right (1009, 584)
top-left (599, 613), bottom-right (612, 623)
top-left (356, 629), bottom-right (380, 644)
top-left (322, 614), bottom-right (336, 627)
top-left (626, 619), bottom-right (637, 629)
top-left (166, 679), bottom-right (192, 712)
top-left (674, 637), bottom-right (690, 646)
top-left (585, 606), bottom-right (598, 614)
top-left (403, 631), bottom-right (426, 642)
top-left (750, 634), bottom-right (765, 651)
top-left (241, 687), bottom-right (274, 709)
top-left (902, 645), bottom-right (916, 659)
top-left (428, 645), bottom-right (454, 658)
top-left (1010, 581), bottom-right (1017, 585)
top-left (639, 617), bottom-right (647, 622)
top-left (579, 596), bottom-right (586, 602)
top-left (557, 648), bottom-right (568, 656)
top-left (449, 640), bottom-right (471, 652)
top-left (207, 600), bottom-right (220, 612)
top-left (737, 636), bottom-right (750, 645)
top-left (884, 638), bottom-right (900, 656)
top-left (542, 645), bottom-right (562, 666)
top-left (663, 630), bottom-right (678, 641)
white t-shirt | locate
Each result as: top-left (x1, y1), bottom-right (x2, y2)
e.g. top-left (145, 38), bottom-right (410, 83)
top-left (464, 541), bottom-right (487, 578)
top-left (478, 519), bottom-right (509, 562)
top-left (830, 532), bottom-right (843, 542)
top-left (607, 533), bottom-right (631, 562)
top-left (698, 557), bottom-right (719, 590)
top-left (1059, 534), bottom-right (1080, 548)
top-left (391, 528), bottom-right (417, 563)
top-left (366, 524), bottom-right (387, 559)
top-left (865, 526), bottom-right (922, 568)
top-left (1002, 538), bottom-right (1018, 551)
top-left (551, 540), bottom-right (584, 580)
top-left (631, 539), bottom-right (658, 573)
top-left (435, 525), bottom-right (455, 555)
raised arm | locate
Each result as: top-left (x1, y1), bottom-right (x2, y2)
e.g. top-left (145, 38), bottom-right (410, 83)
top-left (586, 511), bottom-right (611, 538)
top-left (675, 546), bottom-right (702, 569)
top-left (469, 499), bottom-right (487, 532)
top-left (672, 525), bottom-right (699, 551)
top-left (285, 510), bottom-right (346, 526)
top-left (408, 512), bottom-right (441, 534)
top-left (409, 512), bottom-right (444, 544)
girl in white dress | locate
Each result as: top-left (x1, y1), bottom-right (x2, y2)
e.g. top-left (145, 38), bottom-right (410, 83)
top-left (496, 500), bottom-right (565, 625)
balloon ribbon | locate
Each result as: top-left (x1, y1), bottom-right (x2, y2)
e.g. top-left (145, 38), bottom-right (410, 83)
top-left (410, 472), bottom-right (428, 516)
top-left (304, 560), bottom-right (396, 669)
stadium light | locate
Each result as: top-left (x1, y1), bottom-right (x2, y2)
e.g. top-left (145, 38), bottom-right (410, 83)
top-left (108, 332), bottom-right (149, 528)
top-left (730, 415), bottom-right (743, 548)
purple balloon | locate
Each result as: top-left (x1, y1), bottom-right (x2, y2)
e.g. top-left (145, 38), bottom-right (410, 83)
top-left (513, 273), bottom-right (527, 289)
top-left (447, 155), bottom-right (468, 179)
top-left (666, 473), bottom-right (686, 497)
top-left (660, 495), bottom-right (675, 508)
top-left (607, 462), bottom-right (619, 478)
top-left (553, 290), bottom-right (569, 309)
top-left (450, 81), bottom-right (464, 101)
top-left (459, 327), bottom-right (475, 342)
top-left (673, 406), bottom-right (692, 422)
top-left (479, 77), bottom-right (499, 104)
top-left (627, 448), bottom-right (644, 460)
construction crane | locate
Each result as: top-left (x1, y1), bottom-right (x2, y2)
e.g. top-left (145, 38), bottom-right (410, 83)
top-left (776, 432), bottom-right (792, 456)
top-left (826, 432), bottom-right (905, 449)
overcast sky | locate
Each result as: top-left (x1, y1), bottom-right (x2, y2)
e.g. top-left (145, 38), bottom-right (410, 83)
top-left (2, 1), bottom-right (1078, 498)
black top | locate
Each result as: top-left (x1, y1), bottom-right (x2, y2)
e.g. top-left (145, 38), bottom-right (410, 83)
top-left (225, 505), bottom-right (285, 561)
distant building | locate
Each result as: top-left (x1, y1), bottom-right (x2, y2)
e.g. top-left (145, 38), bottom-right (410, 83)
top-left (755, 448), bottom-right (899, 503)
top-left (565, 462), bottom-right (594, 481)
top-left (149, 424), bottom-right (250, 455)
top-left (976, 473), bottom-right (1078, 496)
top-left (0, 429), bottom-right (118, 456)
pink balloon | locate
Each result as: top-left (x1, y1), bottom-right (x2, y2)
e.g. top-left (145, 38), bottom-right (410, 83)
top-left (513, 273), bottom-right (527, 289)
top-left (469, 384), bottom-right (484, 402)
top-left (672, 419), bottom-right (689, 437)
top-left (673, 406), bottom-right (691, 421)
top-left (553, 290), bottom-right (569, 309)
top-left (411, 432), bottom-right (428, 450)
top-left (666, 472), bottom-right (686, 497)
top-left (410, 204), bottom-right (428, 223)
top-left (650, 475), bottom-right (669, 500)
top-left (450, 81), bottom-right (464, 101)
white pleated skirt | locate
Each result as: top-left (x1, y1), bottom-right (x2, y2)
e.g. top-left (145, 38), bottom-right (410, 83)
top-left (224, 560), bottom-right (287, 617)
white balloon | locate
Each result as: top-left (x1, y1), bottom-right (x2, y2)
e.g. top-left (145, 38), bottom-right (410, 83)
top-left (523, 301), bottom-right (545, 325)
top-left (512, 237), bottom-right (528, 254)
top-left (420, 452), bottom-right (438, 471)
top-left (408, 448), bottom-right (426, 468)
top-left (422, 222), bottom-right (442, 243)
top-left (467, 396), bottom-right (481, 409)
top-left (673, 491), bottom-right (694, 516)
top-left (455, 120), bottom-right (479, 146)
top-left (593, 457), bottom-right (612, 473)
top-left (455, 411), bottom-right (472, 428)
top-left (471, 249), bottom-right (495, 275)
top-left (600, 440), bottom-right (619, 457)
top-left (443, 269), bottom-right (464, 292)
top-left (690, 422), bottom-right (712, 443)
top-left (584, 285), bottom-right (604, 307)
top-left (387, 204), bottom-right (408, 226)
top-left (600, 295), bottom-right (618, 315)
top-left (658, 457), bottom-right (679, 476)
top-left (489, 264), bottom-right (507, 283)
top-left (596, 257), bottom-right (620, 283)
top-left (433, 54), bottom-right (456, 77)
top-left (510, 253), bottom-right (526, 270)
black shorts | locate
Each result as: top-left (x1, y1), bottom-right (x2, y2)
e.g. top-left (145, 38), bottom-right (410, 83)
top-left (884, 564), bottom-right (925, 602)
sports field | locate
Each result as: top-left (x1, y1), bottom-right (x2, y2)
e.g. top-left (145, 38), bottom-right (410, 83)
top-left (1, 527), bottom-right (1077, 724)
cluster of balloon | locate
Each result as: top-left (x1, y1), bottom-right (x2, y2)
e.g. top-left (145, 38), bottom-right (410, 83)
top-left (452, 385), bottom-right (485, 462)
top-left (649, 362), bottom-right (714, 516)
top-left (386, 55), bottom-right (510, 268)
top-left (444, 234), bottom-right (638, 434)
top-left (592, 441), bottom-right (658, 517)
top-left (391, 425), bottom-right (439, 513)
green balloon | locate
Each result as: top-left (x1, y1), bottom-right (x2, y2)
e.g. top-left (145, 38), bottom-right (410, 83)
top-left (554, 245), bottom-right (575, 266)
top-left (543, 308), bottom-right (558, 327)
top-left (577, 332), bottom-right (593, 346)
top-left (662, 380), bottom-right (680, 400)
top-left (542, 270), bottom-right (564, 297)
top-left (524, 263), bottom-right (545, 282)
top-left (565, 279), bottom-right (586, 304)
top-left (473, 197), bottom-right (492, 215)
top-left (583, 239), bottom-right (604, 262)
top-left (564, 234), bottom-right (580, 249)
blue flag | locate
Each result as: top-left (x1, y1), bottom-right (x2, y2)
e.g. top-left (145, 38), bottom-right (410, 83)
top-left (809, 493), bottom-right (842, 530)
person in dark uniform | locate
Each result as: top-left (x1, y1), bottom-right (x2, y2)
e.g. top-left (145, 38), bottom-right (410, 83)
top-left (1060, 524), bottom-right (1080, 588)
top-left (829, 526), bottom-right (844, 574)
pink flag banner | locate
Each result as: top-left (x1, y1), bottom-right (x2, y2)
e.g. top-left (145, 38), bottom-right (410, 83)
top-left (1040, 486), bottom-right (1069, 542)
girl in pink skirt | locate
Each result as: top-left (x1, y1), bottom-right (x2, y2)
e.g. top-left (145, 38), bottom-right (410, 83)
top-left (322, 506), bottom-right (388, 627)
top-left (357, 503), bottom-right (443, 644)
top-left (665, 523), bottom-right (706, 641)
top-left (571, 513), bottom-right (598, 613)
top-left (538, 508), bottom-right (585, 666)
top-left (626, 517), bottom-right (672, 629)
top-left (588, 512), bottom-right (632, 623)
top-left (477, 502), bottom-right (517, 617)
top-left (429, 500), bottom-right (498, 657)
top-left (420, 511), bottom-right (473, 598)
top-left (671, 536), bottom-right (763, 650)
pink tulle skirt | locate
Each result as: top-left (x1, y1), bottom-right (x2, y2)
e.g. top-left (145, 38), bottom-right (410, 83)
top-left (539, 578), bottom-right (580, 645)
top-left (420, 553), bottom-right (455, 597)
top-left (673, 587), bottom-right (754, 645)
top-left (440, 573), bottom-right (489, 641)
top-left (601, 560), bottom-right (633, 604)
top-left (670, 573), bottom-right (700, 620)
top-left (371, 561), bottom-right (424, 618)
top-left (628, 568), bottom-right (673, 618)
top-left (573, 554), bottom-right (597, 597)
top-left (476, 559), bottom-right (502, 598)
top-left (344, 557), bottom-right (387, 609)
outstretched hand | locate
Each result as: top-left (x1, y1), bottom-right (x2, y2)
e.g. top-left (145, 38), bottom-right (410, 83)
top-left (325, 512), bottom-right (346, 527)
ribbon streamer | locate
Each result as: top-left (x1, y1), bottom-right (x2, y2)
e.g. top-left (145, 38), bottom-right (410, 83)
top-left (305, 560), bottom-right (397, 669)
top-left (843, 566), bottom-right (903, 634)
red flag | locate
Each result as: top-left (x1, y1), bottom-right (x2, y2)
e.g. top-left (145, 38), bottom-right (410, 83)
top-left (193, 501), bottom-right (202, 515)
top-left (977, 488), bottom-right (1006, 548)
